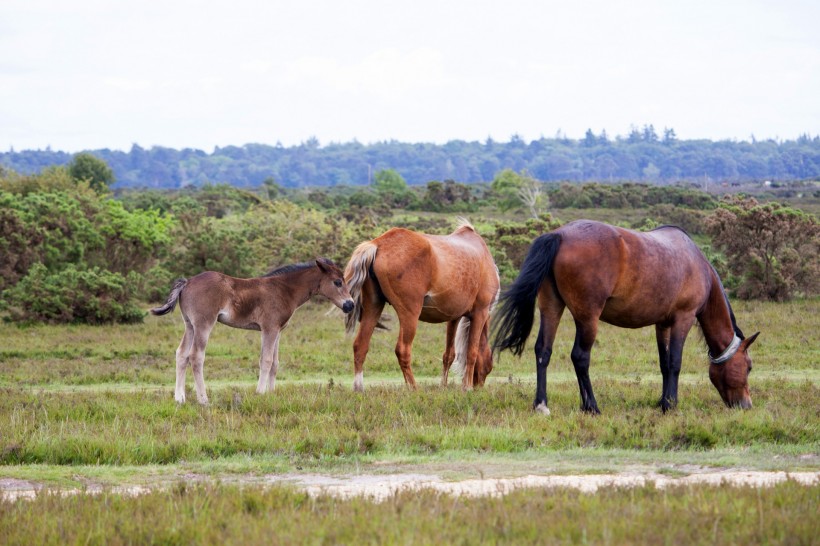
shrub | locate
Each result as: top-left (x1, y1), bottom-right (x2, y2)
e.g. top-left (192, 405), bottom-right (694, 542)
top-left (2, 263), bottom-right (144, 324)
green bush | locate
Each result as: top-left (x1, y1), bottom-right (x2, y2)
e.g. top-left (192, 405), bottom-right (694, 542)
top-left (2, 263), bottom-right (144, 324)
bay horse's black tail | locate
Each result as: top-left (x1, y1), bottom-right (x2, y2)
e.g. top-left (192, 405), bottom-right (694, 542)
top-left (150, 278), bottom-right (188, 316)
top-left (493, 233), bottom-right (562, 356)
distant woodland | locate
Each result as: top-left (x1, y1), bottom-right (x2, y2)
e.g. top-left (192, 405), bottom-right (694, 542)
top-left (2, 128), bottom-right (819, 188)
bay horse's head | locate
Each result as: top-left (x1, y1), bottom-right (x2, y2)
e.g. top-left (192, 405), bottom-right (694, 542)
top-left (708, 331), bottom-right (759, 409)
top-left (315, 258), bottom-right (355, 314)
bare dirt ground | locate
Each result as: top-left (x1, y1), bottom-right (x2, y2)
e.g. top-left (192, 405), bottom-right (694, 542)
top-left (2, 469), bottom-right (818, 502)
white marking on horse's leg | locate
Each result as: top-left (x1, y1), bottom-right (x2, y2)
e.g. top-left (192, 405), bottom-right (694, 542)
top-left (353, 371), bottom-right (364, 392)
top-left (174, 355), bottom-right (187, 404)
top-left (534, 402), bottom-right (550, 416)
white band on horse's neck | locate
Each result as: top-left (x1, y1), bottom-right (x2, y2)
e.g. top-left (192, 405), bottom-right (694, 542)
top-left (709, 334), bottom-right (742, 365)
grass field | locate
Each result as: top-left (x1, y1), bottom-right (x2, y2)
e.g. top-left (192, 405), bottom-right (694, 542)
top-left (0, 298), bottom-right (818, 543)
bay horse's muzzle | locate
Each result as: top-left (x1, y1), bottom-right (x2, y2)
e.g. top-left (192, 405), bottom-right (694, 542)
top-left (342, 300), bottom-right (354, 314)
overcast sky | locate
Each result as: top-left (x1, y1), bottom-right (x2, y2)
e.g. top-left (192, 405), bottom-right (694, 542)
top-left (1, 0), bottom-right (818, 152)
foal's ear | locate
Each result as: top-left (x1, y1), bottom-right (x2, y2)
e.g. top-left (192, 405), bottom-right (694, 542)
top-left (315, 258), bottom-right (329, 272)
top-left (742, 331), bottom-right (761, 349)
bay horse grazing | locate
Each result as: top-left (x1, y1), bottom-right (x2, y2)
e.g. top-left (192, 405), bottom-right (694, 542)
top-left (344, 219), bottom-right (500, 391)
top-left (151, 259), bottom-right (354, 405)
top-left (493, 220), bottom-right (759, 415)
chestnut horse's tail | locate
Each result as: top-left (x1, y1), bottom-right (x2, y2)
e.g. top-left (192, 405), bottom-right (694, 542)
top-left (150, 278), bottom-right (188, 316)
top-left (343, 241), bottom-right (378, 334)
top-left (493, 233), bottom-right (562, 356)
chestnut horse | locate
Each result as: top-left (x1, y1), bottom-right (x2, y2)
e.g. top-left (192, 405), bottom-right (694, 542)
top-left (344, 219), bottom-right (500, 391)
top-left (151, 258), bottom-right (354, 404)
top-left (493, 220), bottom-right (759, 414)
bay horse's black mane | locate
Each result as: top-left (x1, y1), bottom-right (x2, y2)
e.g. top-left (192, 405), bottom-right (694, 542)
top-left (263, 258), bottom-right (337, 278)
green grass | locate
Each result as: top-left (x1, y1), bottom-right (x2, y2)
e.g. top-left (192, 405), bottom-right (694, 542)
top-left (0, 298), bottom-right (817, 542)
top-left (1, 482), bottom-right (817, 545)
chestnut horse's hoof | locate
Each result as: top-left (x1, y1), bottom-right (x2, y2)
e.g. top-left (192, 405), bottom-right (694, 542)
top-left (534, 402), bottom-right (550, 416)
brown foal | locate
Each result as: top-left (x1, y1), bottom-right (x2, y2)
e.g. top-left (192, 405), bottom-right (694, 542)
top-left (151, 258), bottom-right (354, 404)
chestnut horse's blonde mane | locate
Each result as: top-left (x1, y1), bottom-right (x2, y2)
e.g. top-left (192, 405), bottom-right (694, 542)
top-left (455, 217), bottom-right (475, 232)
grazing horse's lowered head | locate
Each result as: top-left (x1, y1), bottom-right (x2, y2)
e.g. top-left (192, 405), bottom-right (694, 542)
top-left (708, 331), bottom-right (759, 409)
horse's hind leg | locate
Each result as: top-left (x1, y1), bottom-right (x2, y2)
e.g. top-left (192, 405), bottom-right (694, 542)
top-left (533, 295), bottom-right (564, 415)
top-left (655, 323), bottom-right (672, 409)
top-left (352, 281), bottom-right (385, 392)
top-left (174, 315), bottom-right (195, 404)
top-left (571, 317), bottom-right (601, 414)
top-left (441, 319), bottom-right (458, 386)
top-left (461, 308), bottom-right (489, 391)
top-left (394, 305), bottom-right (422, 390)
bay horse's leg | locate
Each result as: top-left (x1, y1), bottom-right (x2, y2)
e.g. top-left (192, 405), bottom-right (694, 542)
top-left (533, 285), bottom-right (565, 415)
top-left (352, 281), bottom-right (385, 392)
top-left (441, 319), bottom-right (458, 386)
top-left (461, 308), bottom-right (490, 391)
top-left (189, 318), bottom-right (216, 405)
top-left (394, 305), bottom-right (423, 390)
top-left (174, 314), bottom-right (195, 404)
top-left (660, 316), bottom-right (696, 412)
top-left (256, 327), bottom-right (281, 394)
top-left (655, 324), bottom-right (672, 409)
top-left (571, 317), bottom-right (601, 414)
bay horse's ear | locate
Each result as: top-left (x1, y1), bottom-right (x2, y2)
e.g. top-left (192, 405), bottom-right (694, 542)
top-left (742, 331), bottom-right (760, 349)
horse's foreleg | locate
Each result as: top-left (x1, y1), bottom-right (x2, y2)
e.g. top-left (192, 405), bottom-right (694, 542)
top-left (571, 318), bottom-right (600, 414)
top-left (352, 292), bottom-right (385, 392)
top-left (190, 320), bottom-right (215, 406)
top-left (266, 334), bottom-right (281, 392)
top-left (660, 316), bottom-right (695, 412)
top-left (257, 328), bottom-right (280, 394)
top-left (441, 319), bottom-right (458, 386)
top-left (174, 316), bottom-right (195, 404)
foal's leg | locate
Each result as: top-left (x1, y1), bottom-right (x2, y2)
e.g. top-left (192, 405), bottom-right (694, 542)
top-left (660, 316), bottom-right (696, 412)
top-left (440, 319), bottom-right (458, 386)
top-left (174, 314), bottom-right (195, 404)
top-left (266, 333), bottom-right (281, 392)
top-left (256, 327), bottom-right (281, 394)
top-left (571, 317), bottom-right (601, 414)
top-left (532, 285), bottom-right (565, 414)
top-left (189, 318), bottom-right (216, 405)
top-left (352, 281), bottom-right (385, 392)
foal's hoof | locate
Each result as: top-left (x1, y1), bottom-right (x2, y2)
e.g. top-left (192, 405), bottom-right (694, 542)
top-left (533, 402), bottom-right (550, 416)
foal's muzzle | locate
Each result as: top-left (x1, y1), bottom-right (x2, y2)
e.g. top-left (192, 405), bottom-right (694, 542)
top-left (342, 300), bottom-right (354, 314)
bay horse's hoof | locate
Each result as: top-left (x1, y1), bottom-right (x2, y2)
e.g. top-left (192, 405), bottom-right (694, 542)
top-left (534, 402), bottom-right (550, 416)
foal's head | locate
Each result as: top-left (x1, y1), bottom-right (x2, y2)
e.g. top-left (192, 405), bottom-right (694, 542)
top-left (315, 258), bottom-right (355, 314)
top-left (709, 332), bottom-right (759, 409)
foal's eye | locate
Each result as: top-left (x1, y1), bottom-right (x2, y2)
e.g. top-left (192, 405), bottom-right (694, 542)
top-left (334, 279), bottom-right (343, 287)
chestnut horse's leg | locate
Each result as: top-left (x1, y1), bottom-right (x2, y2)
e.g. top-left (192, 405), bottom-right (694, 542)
top-left (189, 317), bottom-right (216, 405)
top-left (174, 314), bottom-right (195, 404)
top-left (394, 305), bottom-right (422, 390)
top-left (352, 280), bottom-right (385, 392)
top-left (440, 319), bottom-right (458, 386)
top-left (533, 285), bottom-right (565, 415)
top-left (659, 316), bottom-right (696, 412)
top-left (461, 308), bottom-right (490, 391)
top-left (256, 327), bottom-right (281, 394)
top-left (571, 317), bottom-right (601, 414)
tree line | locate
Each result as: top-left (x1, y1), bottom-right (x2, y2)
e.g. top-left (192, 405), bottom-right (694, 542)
top-left (2, 129), bottom-right (819, 189)
top-left (0, 158), bottom-right (817, 324)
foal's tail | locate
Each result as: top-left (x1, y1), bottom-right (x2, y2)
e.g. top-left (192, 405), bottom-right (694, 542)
top-left (493, 233), bottom-right (562, 356)
top-left (149, 278), bottom-right (188, 316)
top-left (343, 241), bottom-right (378, 334)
